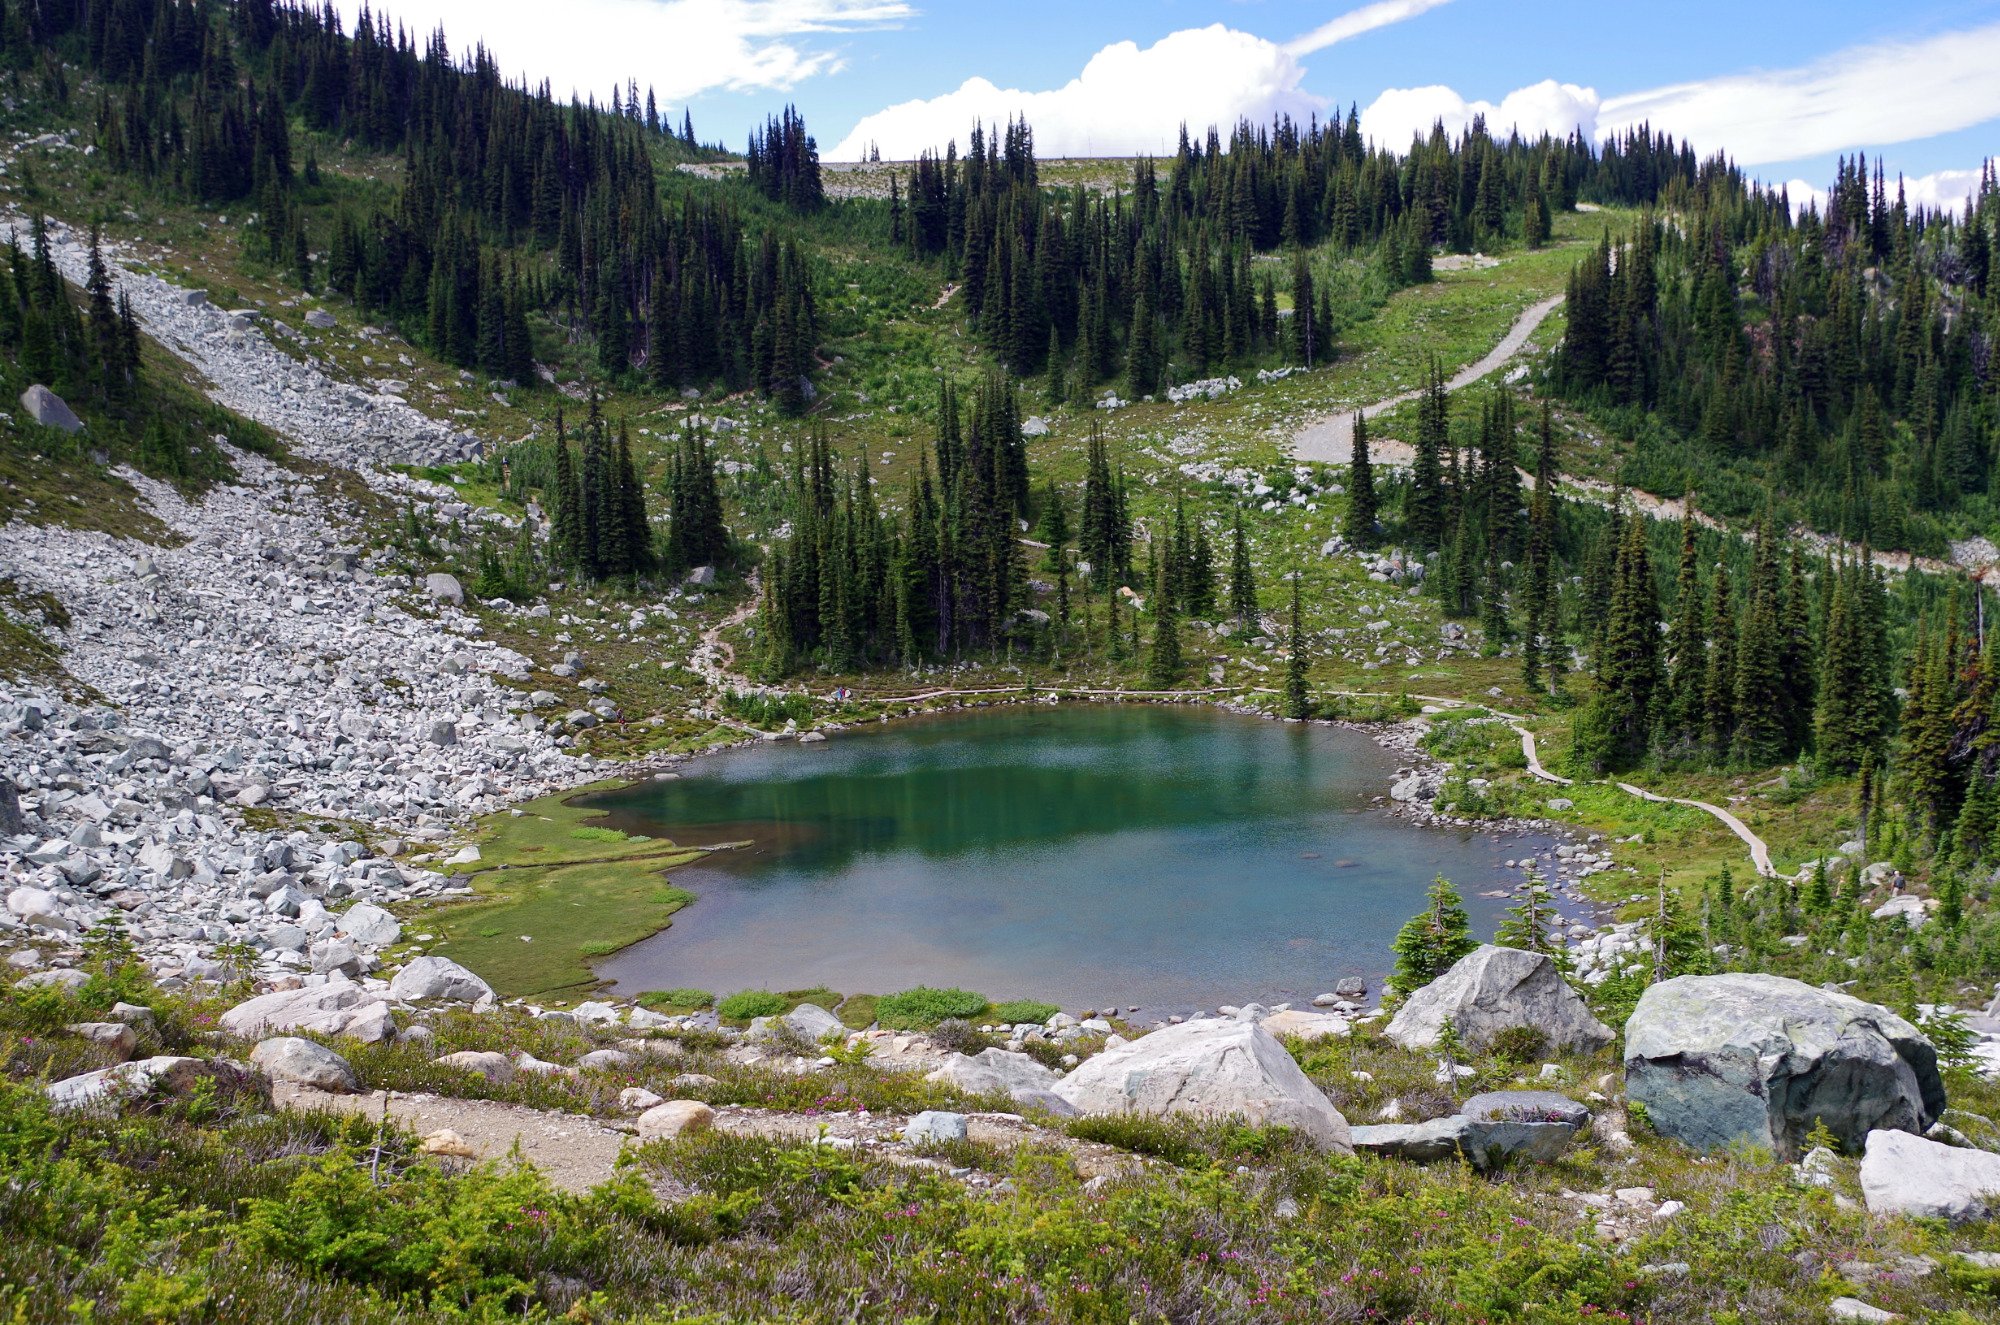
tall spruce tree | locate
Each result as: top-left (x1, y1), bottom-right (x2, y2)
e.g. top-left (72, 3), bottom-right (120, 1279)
top-left (1284, 574), bottom-right (1310, 719)
top-left (1580, 515), bottom-right (1662, 771)
top-left (1146, 539), bottom-right (1182, 687)
top-left (1228, 508), bottom-right (1257, 628)
top-left (1345, 411), bottom-right (1377, 548)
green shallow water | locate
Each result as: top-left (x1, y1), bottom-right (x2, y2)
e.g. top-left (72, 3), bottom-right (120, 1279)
top-left (583, 705), bottom-right (1560, 1014)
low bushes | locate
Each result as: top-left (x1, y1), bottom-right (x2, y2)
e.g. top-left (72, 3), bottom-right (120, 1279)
top-left (874, 986), bottom-right (988, 1029)
top-left (989, 998), bottom-right (1061, 1025)
top-left (716, 990), bottom-right (787, 1020)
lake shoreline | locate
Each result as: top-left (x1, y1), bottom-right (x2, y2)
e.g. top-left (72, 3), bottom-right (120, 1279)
top-left (572, 701), bottom-right (1594, 1015)
top-left (447, 691), bottom-right (1595, 1005)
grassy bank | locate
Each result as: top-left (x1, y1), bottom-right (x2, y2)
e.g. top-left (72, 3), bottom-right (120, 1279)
top-left (410, 785), bottom-right (709, 999)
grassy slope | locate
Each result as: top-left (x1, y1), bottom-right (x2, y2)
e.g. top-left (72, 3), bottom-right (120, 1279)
top-left (6, 970), bottom-right (2000, 1323)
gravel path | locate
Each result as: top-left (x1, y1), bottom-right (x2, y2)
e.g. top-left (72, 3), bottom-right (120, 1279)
top-left (1292, 294), bottom-right (1565, 463)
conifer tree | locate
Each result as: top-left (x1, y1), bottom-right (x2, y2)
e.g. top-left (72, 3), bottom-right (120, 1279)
top-left (1648, 870), bottom-right (1708, 981)
top-left (1126, 286), bottom-right (1160, 399)
top-left (1146, 540), bottom-right (1182, 687)
top-left (1665, 515), bottom-right (1707, 747)
top-left (1344, 411), bottom-right (1377, 549)
top-left (1227, 508), bottom-right (1257, 629)
top-left (1288, 250), bottom-right (1318, 367)
top-left (1409, 358), bottom-right (1449, 551)
top-left (1702, 564), bottom-right (1737, 757)
top-left (1284, 574), bottom-right (1310, 719)
top-left (1391, 876), bottom-right (1476, 993)
top-left (1495, 870), bottom-right (1570, 973)
top-left (1519, 404), bottom-right (1559, 691)
top-left (1580, 515), bottom-right (1661, 771)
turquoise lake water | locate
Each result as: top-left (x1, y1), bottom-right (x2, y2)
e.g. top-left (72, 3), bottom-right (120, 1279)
top-left (583, 705), bottom-right (1555, 1015)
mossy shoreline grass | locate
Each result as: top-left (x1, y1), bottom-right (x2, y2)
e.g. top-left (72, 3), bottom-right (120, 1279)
top-left (411, 783), bottom-right (709, 1000)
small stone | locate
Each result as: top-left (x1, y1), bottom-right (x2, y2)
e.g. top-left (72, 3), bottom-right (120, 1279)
top-left (1828, 1299), bottom-right (1899, 1322)
top-left (420, 1129), bottom-right (479, 1159)
top-left (904, 1110), bottom-right (969, 1144)
top-left (619, 1087), bottom-right (665, 1112)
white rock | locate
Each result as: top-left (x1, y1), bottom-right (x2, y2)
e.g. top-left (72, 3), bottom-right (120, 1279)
top-left (250, 1036), bottom-right (361, 1092)
top-left (388, 956), bottom-right (493, 1003)
top-left (1859, 1128), bottom-right (2000, 1222)
top-left (636, 1099), bottom-right (714, 1140)
top-left (219, 982), bottom-right (395, 1043)
top-left (1053, 1018), bottom-right (1352, 1151)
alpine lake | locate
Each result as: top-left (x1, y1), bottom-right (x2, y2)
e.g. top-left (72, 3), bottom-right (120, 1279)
top-left (570, 704), bottom-right (1567, 1016)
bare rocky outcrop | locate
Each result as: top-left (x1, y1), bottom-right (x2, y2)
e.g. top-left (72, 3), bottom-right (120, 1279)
top-left (1385, 946), bottom-right (1613, 1054)
top-left (1624, 974), bottom-right (1943, 1158)
top-left (1052, 1017), bottom-right (1352, 1151)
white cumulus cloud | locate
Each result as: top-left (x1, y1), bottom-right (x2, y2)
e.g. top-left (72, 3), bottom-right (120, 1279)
top-left (829, 25), bottom-right (1322, 161)
top-left (1597, 23), bottom-right (2000, 165)
top-left (1357, 79), bottom-right (1599, 148)
top-left (330, 0), bottom-right (913, 105)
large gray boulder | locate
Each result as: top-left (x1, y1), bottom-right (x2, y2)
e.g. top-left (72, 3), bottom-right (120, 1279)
top-left (1624, 974), bottom-right (1944, 1158)
top-left (389, 956), bottom-right (493, 1004)
top-left (749, 1001), bottom-right (845, 1044)
top-left (928, 1047), bottom-right (1076, 1114)
top-left (1859, 1128), bottom-right (2000, 1222)
top-left (1352, 1115), bottom-right (1473, 1163)
top-left (219, 981), bottom-right (395, 1043)
top-left (250, 1037), bottom-right (361, 1093)
top-left (1052, 1018), bottom-right (1352, 1151)
top-left (1385, 945), bottom-right (1612, 1054)
top-left (424, 572), bottom-right (465, 607)
top-left (21, 385), bottom-right (83, 434)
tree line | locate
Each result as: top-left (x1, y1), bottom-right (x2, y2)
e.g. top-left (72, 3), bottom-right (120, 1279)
top-left (17, 0), bottom-right (823, 407)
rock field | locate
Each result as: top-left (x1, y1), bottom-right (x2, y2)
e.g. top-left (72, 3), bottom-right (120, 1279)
top-left (1, 216), bottom-right (593, 989)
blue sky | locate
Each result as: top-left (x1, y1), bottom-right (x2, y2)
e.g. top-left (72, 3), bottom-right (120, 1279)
top-left (340, 1), bottom-right (2000, 205)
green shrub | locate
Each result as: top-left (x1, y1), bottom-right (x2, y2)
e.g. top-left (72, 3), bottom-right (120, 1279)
top-left (568, 826), bottom-right (630, 844)
top-left (638, 987), bottom-right (714, 1011)
top-left (1490, 1026), bottom-right (1548, 1064)
top-left (875, 986), bottom-right (988, 1029)
top-left (717, 990), bottom-right (788, 1020)
top-left (990, 999), bottom-right (1060, 1025)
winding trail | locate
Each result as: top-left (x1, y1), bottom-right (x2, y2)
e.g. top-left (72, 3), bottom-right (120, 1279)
top-left (1614, 781), bottom-right (1776, 878)
top-left (1512, 724), bottom-right (1572, 787)
top-left (691, 569), bottom-right (760, 694)
top-left (1292, 294), bottom-right (1565, 463)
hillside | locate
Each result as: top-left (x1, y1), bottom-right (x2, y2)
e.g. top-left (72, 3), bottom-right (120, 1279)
top-left (5, 3), bottom-right (2000, 1323)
